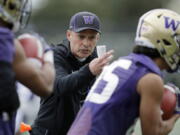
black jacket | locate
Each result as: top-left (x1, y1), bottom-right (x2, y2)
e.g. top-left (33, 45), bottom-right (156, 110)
top-left (31, 39), bottom-right (96, 135)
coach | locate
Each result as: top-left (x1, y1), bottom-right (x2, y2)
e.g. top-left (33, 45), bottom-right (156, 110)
top-left (30, 11), bottom-right (113, 135)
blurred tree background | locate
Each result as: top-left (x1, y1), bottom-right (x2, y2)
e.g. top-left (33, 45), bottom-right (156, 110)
top-left (26, 0), bottom-right (180, 87)
top-left (30, 0), bottom-right (169, 35)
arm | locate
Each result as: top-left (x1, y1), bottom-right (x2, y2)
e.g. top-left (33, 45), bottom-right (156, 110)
top-left (54, 55), bottom-right (95, 95)
top-left (13, 39), bottom-right (55, 97)
top-left (137, 73), bottom-right (179, 135)
top-left (54, 48), bottom-right (113, 95)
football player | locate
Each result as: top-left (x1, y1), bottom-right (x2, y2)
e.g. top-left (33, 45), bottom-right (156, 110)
top-left (67, 9), bottom-right (180, 135)
top-left (0, 0), bottom-right (55, 135)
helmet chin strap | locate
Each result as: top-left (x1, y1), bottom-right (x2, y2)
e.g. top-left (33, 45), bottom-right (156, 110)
top-left (167, 64), bottom-right (179, 73)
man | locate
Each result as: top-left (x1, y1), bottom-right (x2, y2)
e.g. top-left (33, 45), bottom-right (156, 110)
top-left (67, 9), bottom-right (180, 135)
top-left (0, 0), bottom-right (55, 135)
top-left (31, 11), bottom-right (114, 135)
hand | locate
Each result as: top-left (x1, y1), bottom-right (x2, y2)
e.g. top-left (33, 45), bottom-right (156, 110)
top-left (32, 33), bottom-right (54, 65)
top-left (165, 83), bottom-right (180, 93)
top-left (89, 50), bottom-right (114, 75)
top-left (17, 32), bottom-right (54, 65)
top-left (165, 82), bottom-right (180, 114)
top-left (164, 114), bottom-right (180, 134)
top-left (43, 48), bottom-right (54, 65)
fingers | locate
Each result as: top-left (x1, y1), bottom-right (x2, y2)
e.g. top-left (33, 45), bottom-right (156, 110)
top-left (165, 114), bottom-right (180, 133)
top-left (89, 50), bottom-right (114, 75)
top-left (102, 50), bottom-right (114, 59)
top-left (106, 54), bottom-right (114, 64)
top-left (96, 49), bottom-right (114, 70)
top-left (43, 50), bottom-right (54, 64)
top-left (170, 114), bottom-right (180, 123)
top-left (166, 114), bottom-right (180, 128)
top-left (98, 49), bottom-right (114, 64)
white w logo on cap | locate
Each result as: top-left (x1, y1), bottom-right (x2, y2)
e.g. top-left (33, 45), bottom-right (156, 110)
top-left (83, 16), bottom-right (94, 24)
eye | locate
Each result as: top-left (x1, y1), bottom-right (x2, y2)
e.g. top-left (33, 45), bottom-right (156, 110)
top-left (88, 35), bottom-right (96, 40)
top-left (79, 35), bottom-right (85, 40)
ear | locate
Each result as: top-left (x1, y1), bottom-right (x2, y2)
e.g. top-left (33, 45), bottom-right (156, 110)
top-left (66, 30), bottom-right (71, 41)
top-left (96, 33), bottom-right (100, 41)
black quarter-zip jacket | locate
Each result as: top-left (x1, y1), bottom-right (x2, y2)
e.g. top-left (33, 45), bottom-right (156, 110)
top-left (31, 39), bottom-right (97, 135)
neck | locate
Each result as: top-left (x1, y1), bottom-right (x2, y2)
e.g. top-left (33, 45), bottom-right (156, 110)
top-left (76, 57), bottom-right (86, 62)
top-left (0, 19), bottom-right (13, 30)
top-left (153, 58), bottom-right (169, 70)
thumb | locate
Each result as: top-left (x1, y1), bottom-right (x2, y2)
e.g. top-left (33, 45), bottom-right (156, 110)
top-left (163, 114), bottom-right (180, 133)
top-left (168, 114), bottom-right (180, 123)
top-left (43, 50), bottom-right (54, 64)
top-left (99, 50), bottom-right (114, 61)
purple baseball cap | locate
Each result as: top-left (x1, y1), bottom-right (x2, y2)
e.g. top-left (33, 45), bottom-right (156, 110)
top-left (69, 11), bottom-right (101, 33)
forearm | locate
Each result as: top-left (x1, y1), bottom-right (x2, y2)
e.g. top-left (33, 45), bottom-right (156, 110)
top-left (40, 62), bottom-right (55, 94)
top-left (158, 115), bottom-right (179, 135)
top-left (141, 109), bottom-right (176, 135)
top-left (158, 121), bottom-right (170, 135)
top-left (15, 60), bottom-right (54, 97)
top-left (141, 120), bottom-right (168, 135)
top-left (55, 64), bottom-right (95, 95)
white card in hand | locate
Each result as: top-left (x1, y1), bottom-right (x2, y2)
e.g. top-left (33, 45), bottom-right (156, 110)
top-left (96, 45), bottom-right (106, 57)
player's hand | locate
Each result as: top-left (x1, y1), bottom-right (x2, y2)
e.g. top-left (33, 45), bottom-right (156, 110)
top-left (161, 82), bottom-right (180, 134)
top-left (164, 114), bottom-right (180, 134)
top-left (89, 50), bottom-right (114, 75)
top-left (166, 83), bottom-right (180, 115)
top-left (165, 83), bottom-right (180, 93)
top-left (42, 47), bottom-right (54, 65)
top-left (17, 32), bottom-right (54, 65)
top-left (38, 37), bottom-right (54, 65)
top-left (34, 33), bottom-right (54, 65)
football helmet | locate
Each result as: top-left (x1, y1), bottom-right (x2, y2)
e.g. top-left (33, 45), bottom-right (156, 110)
top-left (135, 9), bottom-right (180, 72)
top-left (0, 0), bottom-right (32, 32)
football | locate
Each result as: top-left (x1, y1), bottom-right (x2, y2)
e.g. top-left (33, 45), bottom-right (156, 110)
top-left (161, 85), bottom-right (177, 120)
top-left (18, 33), bottom-right (43, 61)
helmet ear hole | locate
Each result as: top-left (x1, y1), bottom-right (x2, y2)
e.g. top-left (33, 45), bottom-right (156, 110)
top-left (163, 39), bottom-right (171, 46)
top-left (157, 40), bottom-right (160, 43)
top-left (8, 2), bottom-right (16, 10)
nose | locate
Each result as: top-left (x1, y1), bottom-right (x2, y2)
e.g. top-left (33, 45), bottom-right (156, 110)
top-left (82, 38), bottom-right (90, 48)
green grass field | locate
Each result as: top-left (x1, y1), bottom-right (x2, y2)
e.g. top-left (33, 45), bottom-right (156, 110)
top-left (134, 119), bottom-right (180, 135)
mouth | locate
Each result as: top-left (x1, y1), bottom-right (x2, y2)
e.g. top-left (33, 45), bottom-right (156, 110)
top-left (81, 49), bottom-right (90, 54)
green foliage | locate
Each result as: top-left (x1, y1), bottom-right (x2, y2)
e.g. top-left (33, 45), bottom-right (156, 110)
top-left (30, 0), bottom-right (170, 35)
top-left (32, 0), bottom-right (168, 23)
